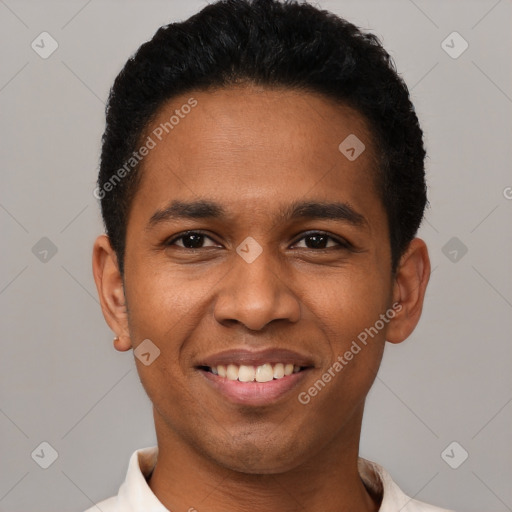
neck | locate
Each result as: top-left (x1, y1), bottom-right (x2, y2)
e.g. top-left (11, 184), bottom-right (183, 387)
top-left (147, 407), bottom-right (380, 512)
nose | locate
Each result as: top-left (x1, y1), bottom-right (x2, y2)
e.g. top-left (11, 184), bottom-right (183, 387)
top-left (213, 246), bottom-right (301, 331)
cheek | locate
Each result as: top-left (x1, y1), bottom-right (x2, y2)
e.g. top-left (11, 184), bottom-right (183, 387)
top-left (124, 263), bottom-right (207, 336)
top-left (123, 270), bottom-right (200, 412)
top-left (307, 265), bottom-right (390, 390)
top-left (301, 281), bottom-right (387, 414)
top-left (315, 266), bottom-right (390, 337)
top-left (123, 265), bottom-right (216, 401)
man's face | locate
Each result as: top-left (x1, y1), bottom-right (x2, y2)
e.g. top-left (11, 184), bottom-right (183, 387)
top-left (122, 85), bottom-right (394, 473)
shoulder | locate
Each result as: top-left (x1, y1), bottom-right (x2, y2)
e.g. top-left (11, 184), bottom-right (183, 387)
top-left (358, 457), bottom-right (455, 512)
top-left (81, 445), bottom-right (160, 512)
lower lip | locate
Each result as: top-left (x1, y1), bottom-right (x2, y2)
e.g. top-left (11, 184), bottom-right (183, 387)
top-left (199, 369), bottom-right (310, 406)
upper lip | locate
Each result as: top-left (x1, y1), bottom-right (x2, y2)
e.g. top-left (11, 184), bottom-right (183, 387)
top-left (196, 348), bottom-right (316, 368)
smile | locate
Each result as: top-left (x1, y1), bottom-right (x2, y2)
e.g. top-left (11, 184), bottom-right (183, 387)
top-left (196, 348), bottom-right (315, 405)
top-left (200, 362), bottom-right (306, 382)
top-left (197, 366), bottom-right (312, 405)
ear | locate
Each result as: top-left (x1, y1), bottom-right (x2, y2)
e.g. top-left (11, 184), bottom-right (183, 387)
top-left (386, 238), bottom-right (431, 344)
top-left (92, 234), bottom-right (132, 351)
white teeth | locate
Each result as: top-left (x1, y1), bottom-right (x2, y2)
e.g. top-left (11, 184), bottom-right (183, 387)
top-left (273, 363), bottom-right (285, 379)
top-left (226, 364), bottom-right (239, 381)
top-left (255, 363), bottom-right (274, 383)
top-left (208, 362), bottom-right (303, 382)
top-left (238, 365), bottom-right (255, 382)
top-left (284, 363), bottom-right (294, 376)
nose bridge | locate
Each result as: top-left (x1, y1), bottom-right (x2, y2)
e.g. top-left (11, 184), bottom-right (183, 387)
top-left (213, 239), bottom-right (300, 330)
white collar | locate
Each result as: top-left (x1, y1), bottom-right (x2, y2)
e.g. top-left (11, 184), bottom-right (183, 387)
top-left (104, 445), bottom-right (453, 512)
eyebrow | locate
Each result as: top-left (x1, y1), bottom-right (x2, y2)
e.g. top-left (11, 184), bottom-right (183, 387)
top-left (146, 199), bottom-right (368, 230)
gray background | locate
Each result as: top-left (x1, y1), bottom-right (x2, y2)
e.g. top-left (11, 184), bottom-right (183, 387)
top-left (0, 0), bottom-right (511, 511)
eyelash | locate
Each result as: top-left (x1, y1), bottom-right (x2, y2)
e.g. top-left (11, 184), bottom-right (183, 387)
top-left (164, 230), bottom-right (352, 251)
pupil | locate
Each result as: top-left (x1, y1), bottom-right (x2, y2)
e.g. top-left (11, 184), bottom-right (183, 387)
top-left (307, 235), bottom-right (327, 249)
top-left (184, 234), bottom-right (203, 248)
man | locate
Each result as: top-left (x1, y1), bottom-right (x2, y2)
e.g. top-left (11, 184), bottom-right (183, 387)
top-left (90, 0), bottom-right (454, 510)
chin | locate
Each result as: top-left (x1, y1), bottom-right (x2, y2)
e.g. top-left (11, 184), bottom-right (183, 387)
top-left (206, 434), bottom-right (308, 475)
top-left (219, 455), bottom-right (302, 475)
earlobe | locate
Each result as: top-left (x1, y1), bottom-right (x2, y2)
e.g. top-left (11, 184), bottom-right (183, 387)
top-left (386, 238), bottom-right (431, 344)
top-left (113, 335), bottom-right (131, 352)
top-left (92, 234), bottom-right (132, 351)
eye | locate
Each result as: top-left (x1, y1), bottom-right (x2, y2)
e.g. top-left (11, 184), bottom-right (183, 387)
top-left (164, 230), bottom-right (351, 251)
top-left (165, 231), bottom-right (219, 249)
top-left (292, 231), bottom-right (351, 250)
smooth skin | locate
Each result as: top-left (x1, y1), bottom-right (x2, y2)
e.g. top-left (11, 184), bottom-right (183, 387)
top-left (93, 84), bottom-right (430, 512)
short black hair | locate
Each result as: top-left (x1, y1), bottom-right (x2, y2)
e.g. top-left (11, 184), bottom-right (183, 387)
top-left (97, 0), bottom-right (427, 276)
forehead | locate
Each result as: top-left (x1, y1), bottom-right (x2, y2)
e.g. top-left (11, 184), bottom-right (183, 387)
top-left (131, 85), bottom-right (382, 224)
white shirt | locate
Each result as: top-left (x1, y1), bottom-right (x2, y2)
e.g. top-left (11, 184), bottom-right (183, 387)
top-left (84, 446), bottom-right (455, 512)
